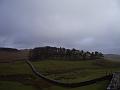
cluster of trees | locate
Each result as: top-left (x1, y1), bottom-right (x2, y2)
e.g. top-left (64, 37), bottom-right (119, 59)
top-left (29, 46), bottom-right (104, 61)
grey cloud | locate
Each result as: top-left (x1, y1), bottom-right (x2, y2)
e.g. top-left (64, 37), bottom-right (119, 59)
top-left (0, 0), bottom-right (120, 54)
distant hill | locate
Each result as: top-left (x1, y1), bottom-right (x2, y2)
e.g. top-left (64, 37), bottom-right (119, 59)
top-left (0, 48), bottom-right (29, 62)
top-left (0, 47), bottom-right (18, 52)
top-left (104, 54), bottom-right (120, 61)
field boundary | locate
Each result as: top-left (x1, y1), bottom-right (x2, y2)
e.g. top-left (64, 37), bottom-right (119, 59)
top-left (26, 60), bottom-right (112, 88)
top-left (107, 72), bottom-right (120, 90)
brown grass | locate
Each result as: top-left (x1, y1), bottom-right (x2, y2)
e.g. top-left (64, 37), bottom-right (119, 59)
top-left (0, 50), bottom-right (29, 62)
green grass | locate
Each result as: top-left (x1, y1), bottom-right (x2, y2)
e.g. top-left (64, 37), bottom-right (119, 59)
top-left (0, 59), bottom-right (120, 90)
top-left (43, 80), bottom-right (109, 90)
top-left (0, 81), bottom-right (36, 90)
top-left (32, 59), bottom-right (120, 82)
top-left (0, 61), bottom-right (32, 75)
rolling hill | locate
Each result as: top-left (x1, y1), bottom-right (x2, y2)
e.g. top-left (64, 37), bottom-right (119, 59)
top-left (104, 54), bottom-right (120, 61)
top-left (0, 48), bottom-right (29, 62)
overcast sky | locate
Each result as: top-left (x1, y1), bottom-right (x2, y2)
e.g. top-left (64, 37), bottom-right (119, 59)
top-left (0, 0), bottom-right (120, 54)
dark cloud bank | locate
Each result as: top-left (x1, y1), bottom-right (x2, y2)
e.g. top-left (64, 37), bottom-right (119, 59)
top-left (0, 0), bottom-right (120, 54)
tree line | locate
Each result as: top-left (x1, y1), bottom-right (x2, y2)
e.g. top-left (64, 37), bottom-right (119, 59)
top-left (29, 46), bottom-right (104, 61)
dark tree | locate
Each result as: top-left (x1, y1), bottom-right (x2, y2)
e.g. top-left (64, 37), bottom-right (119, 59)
top-left (29, 46), bottom-right (104, 61)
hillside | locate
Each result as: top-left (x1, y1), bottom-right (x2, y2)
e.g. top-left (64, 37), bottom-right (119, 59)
top-left (0, 48), bottom-right (29, 62)
top-left (0, 47), bottom-right (120, 90)
top-left (104, 54), bottom-right (120, 61)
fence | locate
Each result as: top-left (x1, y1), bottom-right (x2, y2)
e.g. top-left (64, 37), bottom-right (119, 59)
top-left (107, 72), bottom-right (120, 90)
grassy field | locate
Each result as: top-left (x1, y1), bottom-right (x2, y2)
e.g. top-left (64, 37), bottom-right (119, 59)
top-left (32, 59), bottom-right (120, 82)
top-left (43, 80), bottom-right (109, 90)
top-left (0, 81), bottom-right (36, 90)
top-left (0, 59), bottom-right (120, 90)
top-left (0, 61), bottom-right (31, 75)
